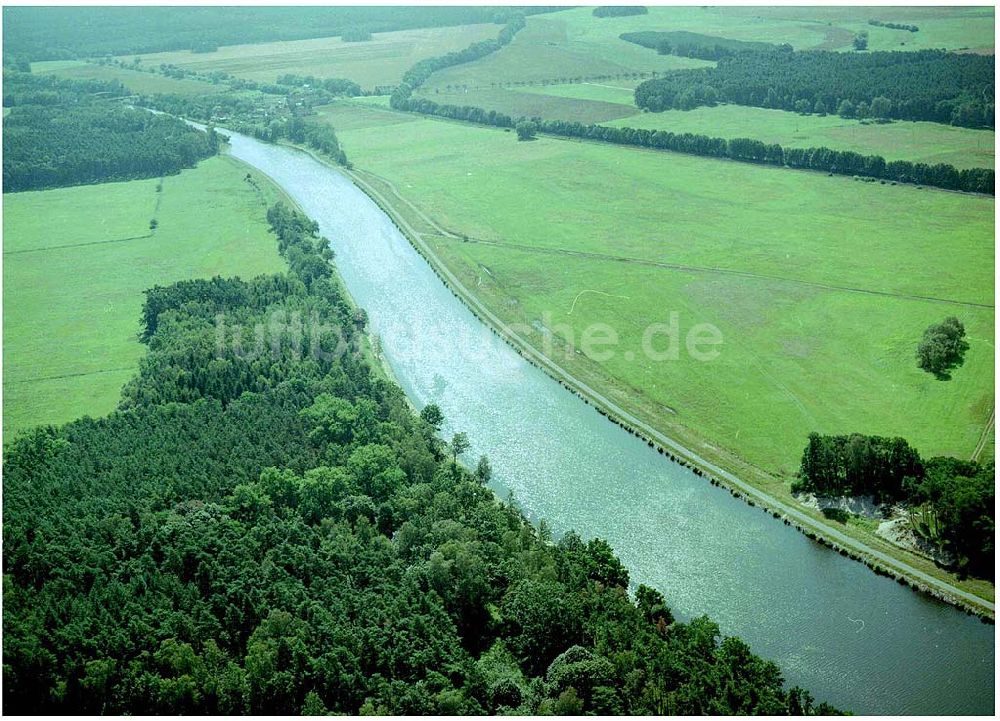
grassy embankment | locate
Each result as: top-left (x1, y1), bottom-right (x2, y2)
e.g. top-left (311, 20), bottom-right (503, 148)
top-left (311, 100), bottom-right (995, 604)
top-left (2, 155), bottom-right (288, 438)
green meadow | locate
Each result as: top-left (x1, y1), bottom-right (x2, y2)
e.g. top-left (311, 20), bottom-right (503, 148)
top-left (555, 5), bottom-right (995, 53)
top-left (605, 105), bottom-right (996, 170)
top-left (2, 155), bottom-right (286, 438)
top-left (32, 59), bottom-right (227, 96)
top-left (319, 103), bottom-right (994, 478)
top-left (131, 24), bottom-right (499, 90)
top-left (522, 81), bottom-right (637, 104)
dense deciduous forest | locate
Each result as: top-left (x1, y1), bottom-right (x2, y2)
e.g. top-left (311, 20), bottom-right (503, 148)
top-left (276, 74), bottom-right (362, 98)
top-left (1, 6), bottom-right (561, 62)
top-left (794, 433), bottom-right (994, 579)
top-left (621, 31), bottom-right (781, 61)
top-left (1, 68), bottom-right (124, 104)
top-left (2, 72), bottom-right (218, 192)
top-left (236, 116), bottom-right (350, 168)
top-left (2, 202), bottom-right (839, 715)
top-left (634, 49), bottom-right (995, 128)
top-left (593, 6), bottom-right (648, 18)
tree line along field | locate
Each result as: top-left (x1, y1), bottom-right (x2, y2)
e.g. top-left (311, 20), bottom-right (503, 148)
top-left (31, 59), bottom-right (227, 96)
top-left (127, 24), bottom-right (501, 91)
top-left (412, 80), bottom-right (996, 170)
top-left (603, 104), bottom-right (995, 170)
top-left (313, 102), bottom-right (994, 482)
top-left (2, 155), bottom-right (285, 438)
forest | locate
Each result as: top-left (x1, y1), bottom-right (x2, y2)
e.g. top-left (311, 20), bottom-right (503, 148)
top-left (2, 72), bottom-right (218, 192)
top-left (235, 116), bottom-right (350, 169)
top-left (1, 201), bottom-right (839, 715)
top-left (593, 6), bottom-right (648, 18)
top-left (794, 433), bottom-right (994, 579)
top-left (275, 74), bottom-right (363, 98)
top-left (1, 6), bottom-right (560, 62)
top-left (633, 49), bottom-right (995, 128)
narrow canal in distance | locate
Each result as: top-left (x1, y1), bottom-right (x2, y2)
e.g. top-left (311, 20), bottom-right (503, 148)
top-left (227, 131), bottom-right (994, 715)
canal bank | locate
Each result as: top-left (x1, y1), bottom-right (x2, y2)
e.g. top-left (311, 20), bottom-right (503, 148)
top-left (283, 138), bottom-right (994, 621)
top-left (224, 130), bottom-right (995, 715)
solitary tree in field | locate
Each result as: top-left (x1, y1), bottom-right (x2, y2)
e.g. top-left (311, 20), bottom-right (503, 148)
top-left (917, 316), bottom-right (969, 380)
top-left (515, 120), bottom-right (537, 141)
top-left (837, 99), bottom-right (855, 118)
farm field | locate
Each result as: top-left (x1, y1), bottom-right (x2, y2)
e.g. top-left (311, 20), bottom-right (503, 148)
top-left (417, 80), bottom-right (645, 125)
top-left (605, 104), bottom-right (996, 169)
top-left (129, 24), bottom-right (499, 90)
top-left (422, 16), bottom-right (714, 92)
top-left (2, 155), bottom-right (286, 438)
top-left (316, 103), bottom-right (994, 478)
top-left (31, 59), bottom-right (226, 96)
top-left (417, 85), bottom-right (641, 124)
top-left (554, 5), bottom-right (995, 53)
top-left (521, 80), bottom-right (637, 104)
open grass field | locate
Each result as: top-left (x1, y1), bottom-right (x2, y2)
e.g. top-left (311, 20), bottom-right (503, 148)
top-left (2, 155), bottom-right (286, 439)
top-left (129, 24), bottom-right (499, 90)
top-left (554, 5), bottom-right (995, 53)
top-left (606, 105), bottom-right (996, 170)
top-left (31, 59), bottom-right (226, 96)
top-left (317, 102), bottom-right (994, 481)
